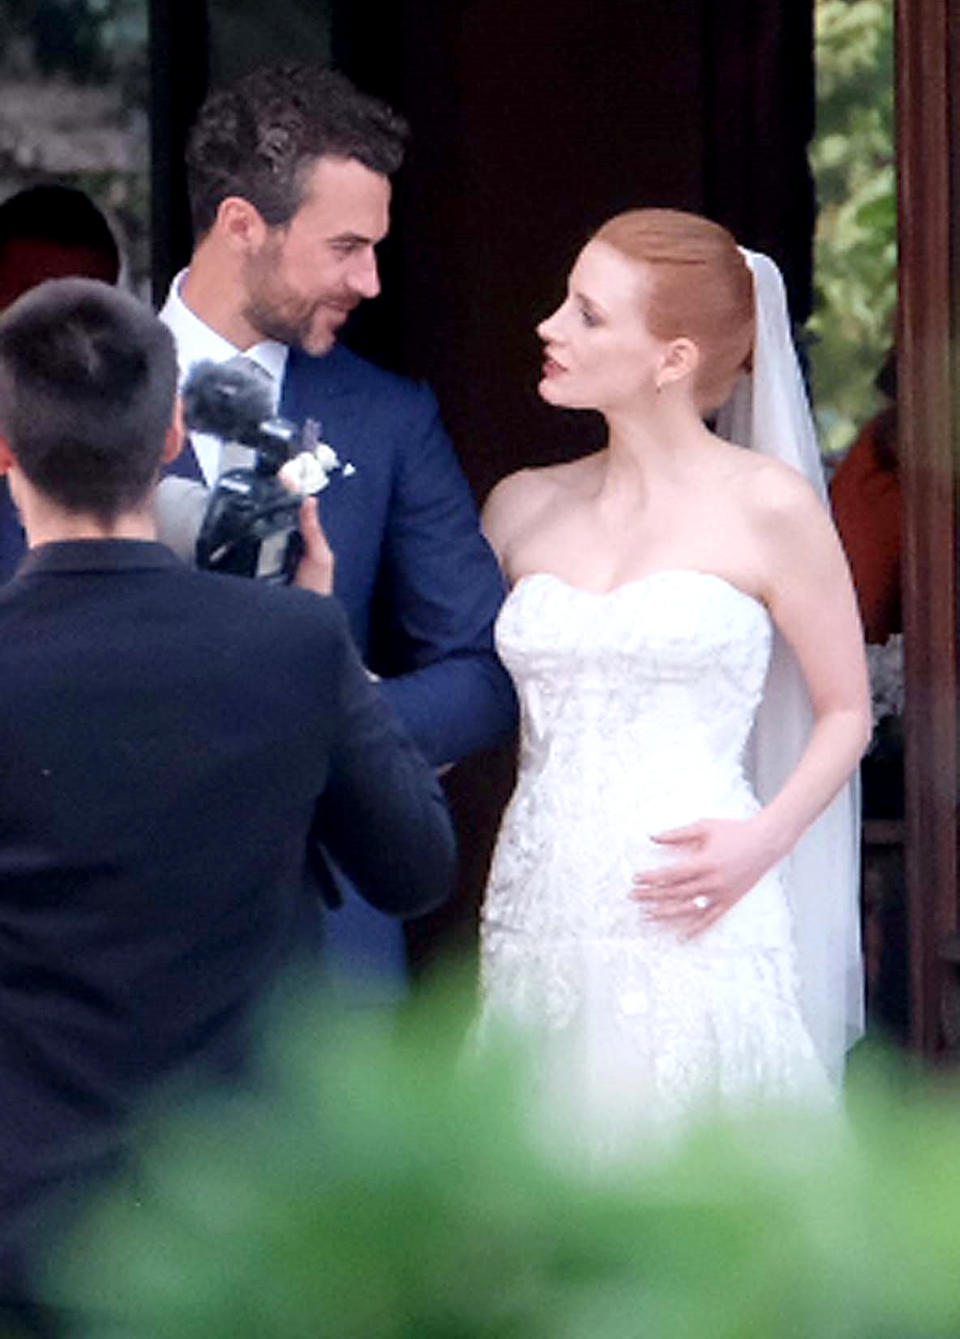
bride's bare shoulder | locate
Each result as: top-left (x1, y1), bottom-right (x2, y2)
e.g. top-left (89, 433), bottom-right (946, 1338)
top-left (736, 450), bottom-right (825, 522)
top-left (709, 439), bottom-right (821, 514)
top-left (721, 450), bottom-right (839, 573)
top-left (482, 458), bottom-right (595, 550)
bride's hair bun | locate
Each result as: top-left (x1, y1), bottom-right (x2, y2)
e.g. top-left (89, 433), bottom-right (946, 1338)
top-left (593, 209), bottom-right (754, 413)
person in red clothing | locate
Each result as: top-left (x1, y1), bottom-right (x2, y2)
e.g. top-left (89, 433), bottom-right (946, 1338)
top-left (829, 353), bottom-right (899, 645)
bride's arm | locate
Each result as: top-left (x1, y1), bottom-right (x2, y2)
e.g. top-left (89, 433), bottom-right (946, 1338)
top-left (746, 468), bottom-right (871, 854)
top-left (634, 466), bottom-right (871, 935)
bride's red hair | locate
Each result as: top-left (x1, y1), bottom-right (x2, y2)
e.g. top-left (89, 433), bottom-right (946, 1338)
top-left (593, 209), bottom-right (754, 412)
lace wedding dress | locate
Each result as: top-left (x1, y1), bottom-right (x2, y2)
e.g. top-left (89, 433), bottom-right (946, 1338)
top-left (479, 568), bottom-right (833, 1151)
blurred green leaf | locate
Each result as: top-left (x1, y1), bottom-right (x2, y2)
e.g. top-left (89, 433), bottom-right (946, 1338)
top-left (811, 0), bottom-right (896, 458)
top-left (40, 978), bottom-right (960, 1339)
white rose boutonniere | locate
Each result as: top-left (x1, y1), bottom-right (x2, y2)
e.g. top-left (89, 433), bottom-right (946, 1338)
top-left (278, 420), bottom-right (356, 495)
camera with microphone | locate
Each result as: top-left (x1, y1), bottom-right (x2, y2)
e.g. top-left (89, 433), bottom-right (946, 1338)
top-left (181, 357), bottom-right (339, 582)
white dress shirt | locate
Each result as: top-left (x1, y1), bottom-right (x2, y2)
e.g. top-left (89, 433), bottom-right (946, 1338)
top-left (158, 270), bottom-right (289, 485)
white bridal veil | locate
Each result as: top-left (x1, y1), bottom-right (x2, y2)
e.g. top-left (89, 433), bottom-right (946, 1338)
top-left (715, 250), bottom-right (864, 1085)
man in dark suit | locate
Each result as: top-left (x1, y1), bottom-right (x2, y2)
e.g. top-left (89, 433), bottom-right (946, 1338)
top-left (0, 277), bottom-right (456, 1319)
top-left (157, 65), bottom-right (516, 991)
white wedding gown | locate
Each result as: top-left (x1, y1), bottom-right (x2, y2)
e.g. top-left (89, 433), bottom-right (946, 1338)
top-left (480, 569), bottom-right (833, 1152)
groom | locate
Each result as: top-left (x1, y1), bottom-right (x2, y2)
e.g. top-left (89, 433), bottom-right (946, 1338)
top-left (158, 63), bottom-right (516, 994)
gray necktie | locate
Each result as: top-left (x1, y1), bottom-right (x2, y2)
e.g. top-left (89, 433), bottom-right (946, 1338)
top-left (220, 354), bottom-right (276, 472)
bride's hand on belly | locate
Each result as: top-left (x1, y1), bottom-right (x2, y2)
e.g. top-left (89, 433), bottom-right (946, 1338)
top-left (629, 816), bottom-right (783, 936)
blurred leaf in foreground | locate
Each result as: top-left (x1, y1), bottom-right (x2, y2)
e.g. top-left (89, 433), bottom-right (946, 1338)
top-left (47, 978), bottom-right (960, 1339)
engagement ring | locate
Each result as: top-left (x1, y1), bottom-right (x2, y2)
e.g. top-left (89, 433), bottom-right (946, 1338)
top-left (692, 895), bottom-right (711, 911)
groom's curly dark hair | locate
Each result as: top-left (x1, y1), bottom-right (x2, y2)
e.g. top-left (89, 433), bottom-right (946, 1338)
top-left (186, 64), bottom-right (409, 237)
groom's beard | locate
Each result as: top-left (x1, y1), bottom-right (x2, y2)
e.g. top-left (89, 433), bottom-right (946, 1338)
top-left (241, 252), bottom-right (359, 356)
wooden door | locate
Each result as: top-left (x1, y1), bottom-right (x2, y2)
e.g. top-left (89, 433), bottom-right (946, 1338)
top-left (896, 0), bottom-right (960, 1054)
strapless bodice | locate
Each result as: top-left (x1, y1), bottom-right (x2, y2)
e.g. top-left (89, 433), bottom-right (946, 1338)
top-left (498, 569), bottom-right (771, 798)
top-left (486, 570), bottom-right (783, 944)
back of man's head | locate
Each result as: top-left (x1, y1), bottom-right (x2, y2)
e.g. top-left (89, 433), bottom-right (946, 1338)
top-left (0, 185), bottom-right (121, 310)
top-left (0, 279), bottom-right (177, 523)
top-left (186, 64), bottom-right (409, 237)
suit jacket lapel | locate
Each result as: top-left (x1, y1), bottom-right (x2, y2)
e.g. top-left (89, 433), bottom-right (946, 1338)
top-left (165, 442), bottom-right (205, 482)
top-left (280, 345), bottom-right (358, 420)
top-left (279, 345), bottom-right (386, 649)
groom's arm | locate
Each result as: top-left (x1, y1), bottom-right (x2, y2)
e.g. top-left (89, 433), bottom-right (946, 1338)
top-left (152, 378), bottom-right (518, 767)
top-left (373, 387), bottom-right (518, 767)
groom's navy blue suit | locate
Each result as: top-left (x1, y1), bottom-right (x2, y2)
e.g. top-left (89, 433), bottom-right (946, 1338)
top-left (168, 341), bottom-right (517, 985)
top-left (0, 483), bottom-right (23, 584)
top-left (281, 344), bottom-right (516, 765)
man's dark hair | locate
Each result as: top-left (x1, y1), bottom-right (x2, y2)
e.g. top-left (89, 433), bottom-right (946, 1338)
top-left (0, 184), bottom-right (120, 280)
top-left (0, 279), bottom-right (177, 522)
top-left (185, 64), bottom-right (409, 237)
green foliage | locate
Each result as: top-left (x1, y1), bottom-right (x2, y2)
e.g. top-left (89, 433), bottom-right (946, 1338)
top-left (810, 0), bottom-right (896, 457)
top-left (0, 0), bottom-right (146, 94)
top-left (45, 979), bottom-right (960, 1339)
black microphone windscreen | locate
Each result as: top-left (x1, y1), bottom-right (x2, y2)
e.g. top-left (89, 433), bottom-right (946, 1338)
top-left (181, 357), bottom-right (274, 445)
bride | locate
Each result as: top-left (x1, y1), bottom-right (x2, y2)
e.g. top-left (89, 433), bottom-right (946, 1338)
top-left (478, 209), bottom-right (870, 1147)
